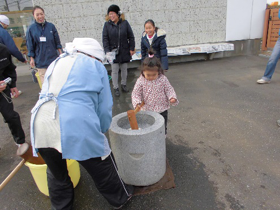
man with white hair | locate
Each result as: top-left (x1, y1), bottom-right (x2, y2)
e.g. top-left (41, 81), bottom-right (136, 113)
top-left (30, 38), bottom-right (133, 209)
top-left (0, 15), bottom-right (26, 63)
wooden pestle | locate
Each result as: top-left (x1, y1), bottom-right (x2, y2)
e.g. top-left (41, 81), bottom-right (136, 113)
top-left (127, 102), bottom-right (145, 130)
top-left (0, 143), bottom-right (45, 191)
top-left (16, 142), bottom-right (45, 164)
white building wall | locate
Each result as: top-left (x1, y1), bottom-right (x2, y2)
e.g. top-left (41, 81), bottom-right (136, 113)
top-left (32, 0), bottom-right (267, 48)
top-left (32, 0), bottom-right (227, 49)
top-left (226, 0), bottom-right (267, 41)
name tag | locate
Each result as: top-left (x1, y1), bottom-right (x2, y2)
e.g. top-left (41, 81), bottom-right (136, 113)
top-left (40, 36), bottom-right (46, 42)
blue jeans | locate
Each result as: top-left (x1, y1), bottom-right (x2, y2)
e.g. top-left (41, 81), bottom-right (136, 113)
top-left (263, 36), bottom-right (280, 80)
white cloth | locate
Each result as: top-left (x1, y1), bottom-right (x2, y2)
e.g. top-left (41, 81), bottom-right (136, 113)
top-left (34, 55), bottom-right (76, 152)
top-left (33, 52), bottom-right (110, 160)
top-left (0, 15), bottom-right (9, 25)
top-left (65, 38), bottom-right (105, 62)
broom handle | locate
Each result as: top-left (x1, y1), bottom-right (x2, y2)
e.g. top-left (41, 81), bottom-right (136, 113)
top-left (0, 159), bottom-right (25, 191)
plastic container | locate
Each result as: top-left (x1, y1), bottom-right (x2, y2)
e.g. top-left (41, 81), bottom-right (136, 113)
top-left (25, 159), bottom-right (80, 196)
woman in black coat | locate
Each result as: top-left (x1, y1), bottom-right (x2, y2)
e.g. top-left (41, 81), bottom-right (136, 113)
top-left (102, 4), bottom-right (135, 97)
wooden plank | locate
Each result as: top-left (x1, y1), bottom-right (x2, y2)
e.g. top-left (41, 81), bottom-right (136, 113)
top-left (267, 20), bottom-right (273, 48)
top-left (271, 8), bottom-right (279, 20)
top-left (0, 10), bottom-right (32, 14)
top-left (262, 9), bottom-right (270, 51)
top-left (267, 8), bottom-right (280, 49)
top-left (269, 36), bottom-right (278, 39)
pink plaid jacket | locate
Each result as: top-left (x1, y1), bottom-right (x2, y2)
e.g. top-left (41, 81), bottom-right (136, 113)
top-left (132, 74), bottom-right (178, 113)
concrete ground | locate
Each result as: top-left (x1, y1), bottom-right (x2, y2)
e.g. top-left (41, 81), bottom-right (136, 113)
top-left (1, 55), bottom-right (280, 210)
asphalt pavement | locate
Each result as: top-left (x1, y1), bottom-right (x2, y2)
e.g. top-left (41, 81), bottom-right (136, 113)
top-left (1, 55), bottom-right (280, 210)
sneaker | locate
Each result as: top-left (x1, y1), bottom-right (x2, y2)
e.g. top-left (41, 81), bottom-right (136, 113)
top-left (114, 88), bottom-right (120, 97)
top-left (121, 85), bottom-right (129, 93)
top-left (257, 78), bottom-right (270, 84)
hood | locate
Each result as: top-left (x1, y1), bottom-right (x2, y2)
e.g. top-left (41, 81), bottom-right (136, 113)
top-left (105, 13), bottom-right (125, 22)
top-left (142, 28), bottom-right (166, 38)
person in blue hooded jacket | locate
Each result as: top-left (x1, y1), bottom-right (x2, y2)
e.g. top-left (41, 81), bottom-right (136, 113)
top-left (141, 19), bottom-right (168, 70)
top-left (0, 15), bottom-right (26, 63)
top-left (26, 6), bottom-right (62, 84)
top-left (30, 38), bottom-right (133, 209)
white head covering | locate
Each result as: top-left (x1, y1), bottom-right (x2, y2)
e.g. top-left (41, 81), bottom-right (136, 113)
top-left (0, 15), bottom-right (10, 25)
top-left (71, 38), bottom-right (105, 62)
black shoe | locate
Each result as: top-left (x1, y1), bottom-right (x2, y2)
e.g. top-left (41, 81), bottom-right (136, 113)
top-left (114, 88), bottom-right (120, 97)
top-left (113, 185), bottom-right (134, 209)
top-left (114, 194), bottom-right (133, 209)
top-left (121, 85), bottom-right (129, 93)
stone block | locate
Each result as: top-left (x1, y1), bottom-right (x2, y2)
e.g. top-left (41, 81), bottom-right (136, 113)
top-left (189, 20), bottom-right (206, 33)
top-left (212, 31), bottom-right (226, 42)
top-left (206, 19), bottom-right (226, 32)
top-left (179, 22), bottom-right (190, 34)
top-left (182, 33), bottom-right (198, 45)
top-left (55, 19), bottom-right (72, 32)
top-left (167, 33), bottom-right (183, 46)
top-left (63, 3), bottom-right (83, 18)
top-left (197, 32), bottom-right (215, 43)
top-left (44, 5), bottom-right (64, 20)
top-left (109, 111), bottom-right (166, 186)
top-left (82, 2), bottom-right (102, 16)
top-left (181, 9), bottom-right (192, 21)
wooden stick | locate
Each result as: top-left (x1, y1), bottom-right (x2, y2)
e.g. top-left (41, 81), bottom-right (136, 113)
top-left (127, 110), bottom-right (139, 130)
top-left (127, 101), bottom-right (145, 130)
top-left (17, 143), bottom-right (45, 164)
top-left (0, 159), bottom-right (25, 191)
top-left (0, 143), bottom-right (45, 191)
top-left (134, 101), bottom-right (145, 114)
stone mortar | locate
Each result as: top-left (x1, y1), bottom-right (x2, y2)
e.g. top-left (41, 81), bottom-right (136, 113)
top-left (109, 111), bottom-right (166, 186)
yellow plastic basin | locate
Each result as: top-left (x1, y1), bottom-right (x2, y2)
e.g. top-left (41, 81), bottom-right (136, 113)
top-left (25, 159), bottom-right (80, 196)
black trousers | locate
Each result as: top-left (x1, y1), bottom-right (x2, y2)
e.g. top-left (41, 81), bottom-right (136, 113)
top-left (38, 148), bottom-right (133, 210)
top-left (159, 110), bottom-right (168, 135)
top-left (0, 89), bottom-right (25, 144)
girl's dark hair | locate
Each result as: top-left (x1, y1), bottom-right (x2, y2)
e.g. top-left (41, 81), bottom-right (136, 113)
top-left (140, 49), bottom-right (164, 76)
top-left (32, 6), bottom-right (44, 15)
top-left (144, 19), bottom-right (158, 32)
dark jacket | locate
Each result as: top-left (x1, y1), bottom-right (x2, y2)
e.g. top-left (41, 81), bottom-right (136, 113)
top-left (0, 25), bottom-right (25, 62)
top-left (102, 18), bottom-right (135, 63)
top-left (141, 29), bottom-right (168, 70)
top-left (0, 44), bottom-right (17, 88)
top-left (26, 21), bottom-right (62, 68)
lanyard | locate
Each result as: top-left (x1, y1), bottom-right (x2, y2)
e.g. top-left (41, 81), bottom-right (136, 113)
top-left (36, 22), bottom-right (45, 37)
